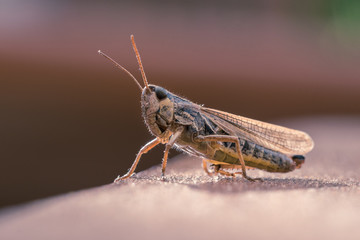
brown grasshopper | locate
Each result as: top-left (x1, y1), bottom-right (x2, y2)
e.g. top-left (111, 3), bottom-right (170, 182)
top-left (98, 35), bottom-right (314, 183)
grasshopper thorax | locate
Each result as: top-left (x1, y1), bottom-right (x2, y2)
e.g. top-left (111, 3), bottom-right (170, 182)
top-left (141, 84), bottom-right (175, 138)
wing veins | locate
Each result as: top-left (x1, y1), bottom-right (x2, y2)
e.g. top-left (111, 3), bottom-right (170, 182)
top-left (201, 107), bottom-right (314, 155)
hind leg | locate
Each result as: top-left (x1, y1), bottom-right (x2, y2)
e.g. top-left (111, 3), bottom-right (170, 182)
top-left (216, 164), bottom-right (243, 178)
top-left (202, 159), bottom-right (223, 177)
top-left (195, 135), bottom-right (262, 182)
top-left (202, 159), bottom-right (215, 176)
top-left (202, 161), bottom-right (243, 178)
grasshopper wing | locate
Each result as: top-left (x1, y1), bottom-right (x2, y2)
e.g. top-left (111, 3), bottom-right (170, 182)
top-left (201, 107), bottom-right (314, 155)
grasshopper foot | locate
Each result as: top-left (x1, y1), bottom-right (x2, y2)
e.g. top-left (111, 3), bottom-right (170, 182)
top-left (244, 175), bottom-right (263, 182)
top-left (113, 173), bottom-right (133, 183)
top-left (160, 173), bottom-right (166, 181)
top-left (113, 176), bottom-right (122, 184)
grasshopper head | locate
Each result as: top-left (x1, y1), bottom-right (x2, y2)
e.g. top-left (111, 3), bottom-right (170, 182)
top-left (141, 85), bottom-right (174, 137)
top-left (98, 35), bottom-right (175, 138)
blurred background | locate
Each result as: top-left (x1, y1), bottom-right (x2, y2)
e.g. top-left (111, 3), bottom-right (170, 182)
top-left (1, 0), bottom-right (359, 208)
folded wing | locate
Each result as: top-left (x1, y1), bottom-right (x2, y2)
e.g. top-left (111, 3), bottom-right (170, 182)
top-left (201, 107), bottom-right (314, 155)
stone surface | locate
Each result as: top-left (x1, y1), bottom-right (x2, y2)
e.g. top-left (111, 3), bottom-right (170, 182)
top-left (0, 117), bottom-right (359, 240)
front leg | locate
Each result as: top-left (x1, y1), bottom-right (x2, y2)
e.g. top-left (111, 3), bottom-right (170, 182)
top-left (114, 138), bottom-right (160, 183)
top-left (161, 129), bottom-right (183, 178)
top-left (195, 135), bottom-right (262, 182)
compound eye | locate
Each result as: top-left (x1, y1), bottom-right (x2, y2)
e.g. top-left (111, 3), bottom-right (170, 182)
top-left (155, 87), bottom-right (167, 100)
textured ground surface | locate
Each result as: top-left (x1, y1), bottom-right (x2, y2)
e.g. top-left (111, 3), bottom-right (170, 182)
top-left (0, 117), bottom-right (359, 240)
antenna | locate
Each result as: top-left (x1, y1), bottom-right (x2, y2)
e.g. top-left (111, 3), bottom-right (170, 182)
top-left (98, 50), bottom-right (143, 91)
top-left (130, 35), bottom-right (150, 90)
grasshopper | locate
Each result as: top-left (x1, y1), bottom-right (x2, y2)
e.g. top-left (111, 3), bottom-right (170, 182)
top-left (98, 35), bottom-right (314, 183)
